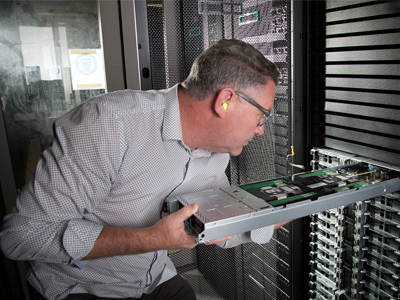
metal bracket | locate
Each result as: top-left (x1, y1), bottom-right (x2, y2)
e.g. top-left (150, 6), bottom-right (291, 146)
top-left (169, 161), bottom-right (400, 244)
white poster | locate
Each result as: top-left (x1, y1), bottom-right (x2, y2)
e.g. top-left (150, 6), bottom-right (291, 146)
top-left (69, 49), bottom-right (106, 90)
top-left (20, 26), bottom-right (62, 83)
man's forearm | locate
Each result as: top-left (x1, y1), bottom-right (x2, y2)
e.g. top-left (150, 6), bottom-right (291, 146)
top-left (83, 202), bottom-right (232, 260)
top-left (83, 204), bottom-right (197, 260)
top-left (83, 226), bottom-right (156, 260)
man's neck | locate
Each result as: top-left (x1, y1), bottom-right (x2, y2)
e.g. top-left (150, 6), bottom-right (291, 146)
top-left (178, 87), bottom-right (213, 151)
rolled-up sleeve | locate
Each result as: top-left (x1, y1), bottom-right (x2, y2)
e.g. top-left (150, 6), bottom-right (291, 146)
top-left (0, 213), bottom-right (104, 263)
top-left (63, 219), bottom-right (104, 261)
top-left (0, 101), bottom-right (120, 264)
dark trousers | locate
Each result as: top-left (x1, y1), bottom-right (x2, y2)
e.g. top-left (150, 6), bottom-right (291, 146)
top-left (28, 275), bottom-right (197, 300)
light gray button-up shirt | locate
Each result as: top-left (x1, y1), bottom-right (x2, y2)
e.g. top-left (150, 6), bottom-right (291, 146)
top-left (0, 84), bottom-right (273, 300)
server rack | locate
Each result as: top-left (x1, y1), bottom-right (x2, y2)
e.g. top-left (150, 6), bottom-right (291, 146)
top-left (141, 1), bottom-right (304, 299)
top-left (307, 1), bottom-right (400, 299)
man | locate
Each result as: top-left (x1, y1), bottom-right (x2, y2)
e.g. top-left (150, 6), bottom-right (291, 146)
top-left (0, 39), bottom-right (287, 300)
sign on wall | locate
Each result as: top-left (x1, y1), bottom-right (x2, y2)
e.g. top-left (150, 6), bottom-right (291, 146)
top-left (69, 49), bottom-right (106, 90)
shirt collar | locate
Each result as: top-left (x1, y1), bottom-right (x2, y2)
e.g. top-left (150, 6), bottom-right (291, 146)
top-left (191, 148), bottom-right (212, 158)
top-left (162, 84), bottom-right (183, 141)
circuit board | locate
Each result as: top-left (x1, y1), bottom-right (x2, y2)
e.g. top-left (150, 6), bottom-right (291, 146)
top-left (240, 163), bottom-right (393, 207)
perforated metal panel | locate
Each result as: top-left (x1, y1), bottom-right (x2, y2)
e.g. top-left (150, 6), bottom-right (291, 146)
top-left (145, 1), bottom-right (296, 299)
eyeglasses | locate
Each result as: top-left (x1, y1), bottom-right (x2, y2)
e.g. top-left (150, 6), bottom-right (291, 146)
top-left (235, 92), bottom-right (273, 126)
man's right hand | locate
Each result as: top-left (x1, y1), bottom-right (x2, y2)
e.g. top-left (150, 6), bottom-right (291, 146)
top-left (150, 202), bottom-right (233, 250)
top-left (149, 202), bottom-right (200, 250)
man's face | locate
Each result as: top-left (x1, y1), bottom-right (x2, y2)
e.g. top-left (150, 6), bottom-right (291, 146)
top-left (222, 82), bottom-right (276, 156)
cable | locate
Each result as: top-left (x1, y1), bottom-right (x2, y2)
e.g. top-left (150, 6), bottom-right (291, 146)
top-left (287, 146), bottom-right (305, 170)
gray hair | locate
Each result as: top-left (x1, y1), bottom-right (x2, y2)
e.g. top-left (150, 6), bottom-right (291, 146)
top-left (181, 39), bottom-right (280, 101)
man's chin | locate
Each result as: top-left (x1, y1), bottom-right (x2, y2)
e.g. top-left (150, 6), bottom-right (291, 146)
top-left (229, 147), bottom-right (244, 156)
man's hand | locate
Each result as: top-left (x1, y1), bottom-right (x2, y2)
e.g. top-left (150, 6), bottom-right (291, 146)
top-left (150, 202), bottom-right (232, 250)
top-left (274, 220), bottom-right (292, 230)
top-left (83, 202), bottom-right (232, 260)
top-left (149, 202), bottom-right (199, 250)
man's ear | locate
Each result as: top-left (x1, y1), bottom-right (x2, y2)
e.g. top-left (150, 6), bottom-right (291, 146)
top-left (214, 88), bottom-right (236, 118)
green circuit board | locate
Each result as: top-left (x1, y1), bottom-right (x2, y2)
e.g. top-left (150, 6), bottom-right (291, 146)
top-left (240, 163), bottom-right (393, 207)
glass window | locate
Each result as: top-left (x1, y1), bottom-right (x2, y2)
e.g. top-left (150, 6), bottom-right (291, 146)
top-left (0, 0), bottom-right (106, 190)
